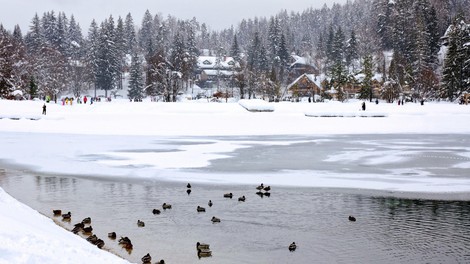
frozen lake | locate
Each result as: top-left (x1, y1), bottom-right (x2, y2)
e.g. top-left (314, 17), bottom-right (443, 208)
top-left (1, 134), bottom-right (470, 263)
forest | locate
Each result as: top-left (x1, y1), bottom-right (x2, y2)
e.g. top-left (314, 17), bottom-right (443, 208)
top-left (0, 0), bottom-right (469, 102)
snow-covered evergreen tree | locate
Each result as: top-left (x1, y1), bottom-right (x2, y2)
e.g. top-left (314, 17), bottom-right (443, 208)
top-left (128, 52), bottom-right (144, 101)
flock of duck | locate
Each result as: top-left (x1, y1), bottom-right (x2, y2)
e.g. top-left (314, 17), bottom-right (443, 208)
top-left (52, 182), bottom-right (357, 263)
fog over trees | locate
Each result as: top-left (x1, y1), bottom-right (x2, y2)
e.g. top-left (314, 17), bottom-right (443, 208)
top-left (0, 0), bottom-right (469, 102)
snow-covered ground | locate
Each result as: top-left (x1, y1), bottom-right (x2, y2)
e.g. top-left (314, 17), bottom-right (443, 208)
top-left (1, 98), bottom-right (470, 263)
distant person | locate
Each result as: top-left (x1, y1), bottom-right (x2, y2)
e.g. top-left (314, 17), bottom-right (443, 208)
top-left (362, 102), bottom-right (366, 111)
top-left (375, 98), bottom-right (378, 104)
top-left (84, 96), bottom-right (87, 104)
top-left (42, 103), bottom-right (46, 115)
top-left (420, 99), bottom-right (424, 105)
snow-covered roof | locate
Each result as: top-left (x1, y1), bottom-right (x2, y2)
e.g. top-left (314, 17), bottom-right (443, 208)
top-left (201, 69), bottom-right (235, 76)
top-left (290, 54), bottom-right (318, 70)
top-left (197, 56), bottom-right (240, 69)
top-left (287, 73), bottom-right (322, 90)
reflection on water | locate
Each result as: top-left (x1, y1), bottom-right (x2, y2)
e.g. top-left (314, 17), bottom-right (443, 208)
top-left (1, 170), bottom-right (470, 264)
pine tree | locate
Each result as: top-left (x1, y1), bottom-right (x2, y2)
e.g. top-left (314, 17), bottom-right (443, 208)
top-left (85, 20), bottom-right (99, 96)
top-left (139, 10), bottom-right (154, 56)
top-left (345, 30), bottom-right (358, 72)
top-left (128, 52), bottom-right (144, 101)
top-left (230, 35), bottom-right (240, 62)
top-left (441, 18), bottom-right (470, 100)
top-left (278, 33), bottom-right (289, 66)
top-left (359, 55), bottom-right (373, 101)
top-left (25, 13), bottom-right (44, 56)
top-left (124, 13), bottom-right (137, 54)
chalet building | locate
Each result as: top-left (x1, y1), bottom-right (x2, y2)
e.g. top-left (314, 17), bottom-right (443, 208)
top-left (287, 73), bottom-right (322, 100)
top-left (195, 56), bottom-right (240, 88)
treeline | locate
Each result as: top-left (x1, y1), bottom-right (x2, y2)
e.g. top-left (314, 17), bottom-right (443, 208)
top-left (0, 0), bottom-right (469, 101)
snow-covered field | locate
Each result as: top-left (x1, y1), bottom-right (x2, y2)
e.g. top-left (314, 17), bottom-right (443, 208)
top-left (1, 98), bottom-right (470, 264)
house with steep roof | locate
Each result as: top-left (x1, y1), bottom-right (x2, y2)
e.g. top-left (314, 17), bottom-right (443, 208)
top-left (196, 56), bottom-right (240, 88)
top-left (286, 73), bottom-right (322, 100)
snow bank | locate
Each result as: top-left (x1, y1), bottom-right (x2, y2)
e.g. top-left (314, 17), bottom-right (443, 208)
top-left (0, 187), bottom-right (130, 264)
top-left (238, 99), bottom-right (275, 112)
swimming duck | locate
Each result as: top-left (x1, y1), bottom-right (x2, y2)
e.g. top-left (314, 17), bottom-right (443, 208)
top-left (53, 209), bottom-right (62, 216)
top-left (197, 206), bottom-right (206, 212)
top-left (156, 260), bottom-right (165, 264)
top-left (62, 211), bottom-right (71, 220)
top-left (82, 226), bottom-right (93, 233)
top-left (162, 203), bottom-right (172, 210)
top-left (263, 186), bottom-right (271, 192)
top-left (141, 253), bottom-right (152, 263)
top-left (238, 196), bottom-right (246, 202)
top-left (119, 236), bottom-right (133, 249)
top-left (208, 200), bottom-right (213, 207)
top-left (348, 215), bottom-right (356, 222)
top-left (187, 183), bottom-right (191, 188)
top-left (289, 242), bottom-right (297, 252)
top-left (196, 242), bottom-right (210, 250)
top-left (108, 232), bottom-right (117, 239)
top-left (211, 216), bottom-right (221, 223)
top-left (81, 217), bottom-right (91, 224)
top-left (256, 183), bottom-right (264, 190)
top-left (137, 220), bottom-right (145, 227)
top-left (197, 248), bottom-right (212, 258)
top-left (223, 193), bottom-right (233, 198)
top-left (187, 189), bottom-right (192, 195)
top-left (153, 209), bottom-right (161, 215)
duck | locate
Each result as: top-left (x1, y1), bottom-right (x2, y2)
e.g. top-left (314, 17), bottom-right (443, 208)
top-left (71, 225), bottom-right (82, 234)
top-left (82, 226), bottom-right (93, 233)
top-left (86, 234), bottom-right (98, 243)
top-left (263, 186), bottom-right (271, 192)
top-left (81, 217), bottom-right (91, 224)
top-left (62, 211), bottom-right (71, 220)
top-left (153, 209), bottom-right (161, 215)
top-left (197, 248), bottom-right (212, 258)
top-left (196, 242), bottom-right (210, 250)
top-left (238, 195), bottom-right (246, 202)
top-left (208, 200), bottom-right (213, 207)
top-left (156, 260), bottom-right (165, 264)
top-left (53, 209), bottom-right (62, 216)
top-left (137, 220), bottom-right (145, 227)
top-left (348, 215), bottom-right (357, 222)
top-left (141, 253), bottom-right (152, 263)
top-left (256, 183), bottom-right (264, 190)
top-left (211, 216), bottom-right (221, 223)
top-left (187, 183), bottom-right (191, 188)
top-left (289, 242), bottom-right (297, 252)
top-left (197, 206), bottom-right (206, 212)
top-left (74, 222), bottom-right (85, 229)
top-left (108, 232), bottom-right (117, 239)
top-left (223, 193), bottom-right (233, 198)
top-left (187, 189), bottom-right (192, 195)
top-left (119, 236), bottom-right (133, 249)
top-left (162, 203), bottom-right (172, 210)
top-left (94, 238), bottom-right (105, 249)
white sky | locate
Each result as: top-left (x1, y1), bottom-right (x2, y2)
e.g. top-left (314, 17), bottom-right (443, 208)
top-left (0, 0), bottom-right (347, 33)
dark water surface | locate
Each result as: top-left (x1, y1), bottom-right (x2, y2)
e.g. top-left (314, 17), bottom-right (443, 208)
top-left (1, 169), bottom-right (470, 264)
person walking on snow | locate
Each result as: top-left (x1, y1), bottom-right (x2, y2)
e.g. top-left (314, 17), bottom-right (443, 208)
top-left (362, 102), bottom-right (366, 111)
top-left (42, 103), bottom-right (46, 115)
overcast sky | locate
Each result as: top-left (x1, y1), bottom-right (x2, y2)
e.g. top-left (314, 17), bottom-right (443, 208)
top-left (0, 0), bottom-right (347, 33)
